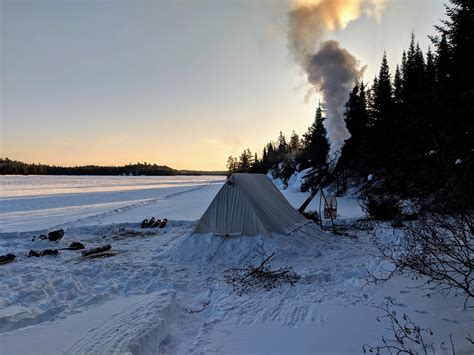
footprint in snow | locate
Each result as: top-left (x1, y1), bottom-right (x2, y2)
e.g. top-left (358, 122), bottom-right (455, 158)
top-left (442, 318), bottom-right (461, 324)
top-left (414, 310), bottom-right (428, 315)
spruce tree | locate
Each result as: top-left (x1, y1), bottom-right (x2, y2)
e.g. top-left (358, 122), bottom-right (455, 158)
top-left (302, 102), bottom-right (328, 168)
top-left (435, 0), bottom-right (474, 92)
top-left (340, 81), bottom-right (369, 171)
top-left (435, 33), bottom-right (451, 86)
top-left (289, 131), bottom-right (301, 153)
top-left (425, 47), bottom-right (436, 88)
top-left (373, 52), bottom-right (393, 123)
top-left (414, 43), bottom-right (426, 85)
top-left (277, 131), bottom-right (288, 155)
top-left (393, 65), bottom-right (403, 104)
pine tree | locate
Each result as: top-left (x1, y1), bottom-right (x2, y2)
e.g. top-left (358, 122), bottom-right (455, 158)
top-left (434, 33), bottom-right (451, 87)
top-left (403, 32), bottom-right (417, 99)
top-left (435, 0), bottom-right (474, 92)
top-left (414, 43), bottom-right (426, 84)
top-left (425, 46), bottom-right (436, 88)
top-left (262, 146), bottom-right (268, 168)
top-left (226, 156), bottom-right (237, 174)
top-left (368, 76), bottom-right (378, 125)
top-left (302, 102), bottom-right (328, 168)
top-left (277, 131), bottom-right (288, 155)
top-left (393, 64), bottom-right (403, 104)
top-left (238, 149), bottom-right (253, 172)
top-left (372, 52), bottom-right (393, 122)
top-left (289, 131), bottom-right (301, 153)
top-left (340, 81), bottom-right (369, 171)
top-left (250, 152), bottom-right (260, 173)
top-left (401, 50), bottom-right (407, 82)
top-left (264, 141), bottom-right (277, 169)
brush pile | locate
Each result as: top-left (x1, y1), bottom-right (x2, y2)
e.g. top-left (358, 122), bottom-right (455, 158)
top-left (224, 252), bottom-right (300, 295)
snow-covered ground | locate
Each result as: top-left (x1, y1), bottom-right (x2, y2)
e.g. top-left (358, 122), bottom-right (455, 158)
top-left (0, 175), bottom-right (473, 354)
top-left (0, 175), bottom-right (224, 233)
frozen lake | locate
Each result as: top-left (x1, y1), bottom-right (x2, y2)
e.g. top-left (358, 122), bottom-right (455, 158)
top-left (0, 175), bottom-right (225, 233)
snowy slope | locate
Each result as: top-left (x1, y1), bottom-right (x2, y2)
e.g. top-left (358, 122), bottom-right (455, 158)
top-left (0, 175), bottom-right (473, 354)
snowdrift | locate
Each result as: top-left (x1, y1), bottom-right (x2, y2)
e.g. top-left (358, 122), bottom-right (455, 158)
top-left (168, 225), bottom-right (325, 267)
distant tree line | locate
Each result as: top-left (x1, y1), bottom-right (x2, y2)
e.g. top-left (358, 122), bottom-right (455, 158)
top-left (228, 0), bottom-right (473, 210)
top-left (0, 158), bottom-right (226, 176)
top-left (0, 158), bottom-right (176, 176)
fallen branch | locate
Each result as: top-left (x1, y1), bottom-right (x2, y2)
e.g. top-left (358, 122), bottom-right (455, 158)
top-left (81, 244), bottom-right (111, 257)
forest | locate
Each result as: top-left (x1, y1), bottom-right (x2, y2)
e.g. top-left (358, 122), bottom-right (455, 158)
top-left (227, 0), bottom-right (473, 214)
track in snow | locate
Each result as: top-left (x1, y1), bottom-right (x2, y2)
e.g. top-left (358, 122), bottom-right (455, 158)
top-left (65, 292), bottom-right (176, 355)
top-left (55, 183), bottom-right (215, 229)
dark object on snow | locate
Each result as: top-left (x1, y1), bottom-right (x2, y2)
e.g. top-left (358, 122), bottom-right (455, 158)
top-left (29, 249), bottom-right (59, 257)
top-left (82, 244), bottom-right (111, 257)
top-left (141, 217), bottom-right (162, 228)
top-left (48, 229), bottom-right (65, 242)
top-left (159, 218), bottom-right (168, 228)
top-left (42, 249), bottom-right (59, 256)
top-left (147, 217), bottom-right (156, 228)
top-left (363, 196), bottom-right (401, 221)
top-left (84, 250), bottom-right (119, 259)
top-left (67, 242), bottom-right (85, 250)
top-left (0, 254), bottom-right (16, 265)
top-left (29, 250), bottom-right (40, 257)
top-left (302, 211), bottom-right (320, 224)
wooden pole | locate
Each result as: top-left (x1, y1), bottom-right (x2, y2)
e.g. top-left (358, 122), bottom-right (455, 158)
top-left (298, 175), bottom-right (327, 213)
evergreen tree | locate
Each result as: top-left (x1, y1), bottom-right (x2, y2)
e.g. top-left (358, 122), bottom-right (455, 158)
top-left (289, 130), bottom-right (301, 153)
top-left (425, 47), bottom-right (436, 88)
top-left (238, 149), bottom-right (253, 172)
top-left (277, 131), bottom-right (288, 155)
top-left (393, 64), bottom-right (403, 104)
top-left (403, 33), bottom-right (418, 99)
top-left (435, 0), bottom-right (474, 92)
top-left (302, 102), bottom-right (328, 168)
top-left (340, 81), bottom-right (369, 171)
top-left (250, 152), bottom-right (260, 173)
top-left (401, 50), bottom-right (407, 83)
top-left (372, 52), bottom-right (393, 123)
top-left (226, 156), bottom-right (237, 174)
top-left (414, 43), bottom-right (426, 84)
top-left (434, 33), bottom-right (451, 86)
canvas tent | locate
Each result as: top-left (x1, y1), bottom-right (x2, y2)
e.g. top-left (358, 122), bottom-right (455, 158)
top-left (194, 173), bottom-right (308, 236)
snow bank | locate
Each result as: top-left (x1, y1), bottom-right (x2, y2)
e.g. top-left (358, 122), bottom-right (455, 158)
top-left (286, 168), bottom-right (312, 192)
top-left (168, 226), bottom-right (324, 267)
top-left (268, 168), bottom-right (312, 192)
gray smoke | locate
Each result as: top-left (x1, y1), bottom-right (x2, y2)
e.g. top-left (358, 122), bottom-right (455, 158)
top-left (307, 40), bottom-right (364, 170)
top-left (287, 0), bottom-right (373, 171)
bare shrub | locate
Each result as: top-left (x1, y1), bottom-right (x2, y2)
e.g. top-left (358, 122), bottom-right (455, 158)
top-left (363, 301), bottom-right (434, 355)
top-left (373, 212), bottom-right (473, 307)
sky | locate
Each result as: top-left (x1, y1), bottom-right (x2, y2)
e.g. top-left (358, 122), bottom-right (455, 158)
top-left (1, 0), bottom-right (445, 170)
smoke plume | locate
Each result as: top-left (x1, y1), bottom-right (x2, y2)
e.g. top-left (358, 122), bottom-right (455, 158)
top-left (288, 0), bottom-right (382, 170)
